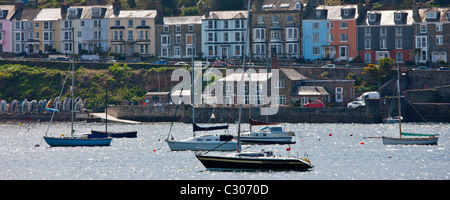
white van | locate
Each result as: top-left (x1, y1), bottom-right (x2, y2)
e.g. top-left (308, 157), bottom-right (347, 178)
top-left (356, 91), bottom-right (380, 101)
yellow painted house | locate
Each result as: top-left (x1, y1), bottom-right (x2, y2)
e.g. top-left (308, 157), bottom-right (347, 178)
top-left (107, 8), bottom-right (157, 57)
top-left (34, 8), bottom-right (61, 53)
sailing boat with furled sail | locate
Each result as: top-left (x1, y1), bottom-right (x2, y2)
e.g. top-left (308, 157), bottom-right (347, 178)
top-left (382, 66), bottom-right (439, 145)
top-left (165, 56), bottom-right (237, 151)
top-left (42, 28), bottom-right (112, 147)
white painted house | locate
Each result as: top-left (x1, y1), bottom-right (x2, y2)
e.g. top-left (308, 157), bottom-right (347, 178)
top-left (201, 10), bottom-right (249, 60)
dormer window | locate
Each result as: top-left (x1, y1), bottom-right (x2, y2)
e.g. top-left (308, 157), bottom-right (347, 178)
top-left (425, 12), bottom-right (437, 19)
top-left (395, 13), bottom-right (402, 20)
top-left (263, 4), bottom-right (273, 9)
top-left (295, 2), bottom-right (301, 10)
top-left (92, 7), bottom-right (101, 17)
top-left (0, 9), bottom-right (3, 18)
top-left (315, 10), bottom-right (321, 17)
top-left (344, 9), bottom-right (349, 16)
top-left (369, 14), bottom-right (376, 21)
top-left (68, 8), bottom-right (77, 16)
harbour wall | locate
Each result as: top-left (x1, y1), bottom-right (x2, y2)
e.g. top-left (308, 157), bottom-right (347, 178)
top-left (108, 99), bottom-right (381, 123)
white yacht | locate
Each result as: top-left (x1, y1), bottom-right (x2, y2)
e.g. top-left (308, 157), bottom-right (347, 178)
top-left (167, 134), bottom-right (237, 151)
top-left (240, 126), bottom-right (296, 144)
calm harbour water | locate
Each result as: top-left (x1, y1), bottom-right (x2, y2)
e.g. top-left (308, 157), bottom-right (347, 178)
top-left (0, 122), bottom-right (448, 180)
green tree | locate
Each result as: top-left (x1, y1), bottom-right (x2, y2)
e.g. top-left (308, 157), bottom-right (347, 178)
top-left (182, 6), bottom-right (201, 16)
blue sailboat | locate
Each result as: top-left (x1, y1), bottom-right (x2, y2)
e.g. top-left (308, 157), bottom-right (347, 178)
top-left (42, 33), bottom-right (112, 147)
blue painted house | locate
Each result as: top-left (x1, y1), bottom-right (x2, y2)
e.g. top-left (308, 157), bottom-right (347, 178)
top-left (302, 8), bottom-right (331, 61)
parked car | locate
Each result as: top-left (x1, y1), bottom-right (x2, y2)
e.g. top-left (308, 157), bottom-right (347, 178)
top-left (151, 60), bottom-right (167, 64)
top-left (413, 66), bottom-right (431, 70)
top-left (356, 91), bottom-right (380, 102)
top-left (107, 60), bottom-right (117, 63)
top-left (321, 64), bottom-right (336, 68)
top-left (175, 62), bottom-right (187, 65)
top-left (303, 100), bottom-right (325, 108)
top-left (438, 67), bottom-right (450, 71)
top-left (347, 101), bottom-right (365, 108)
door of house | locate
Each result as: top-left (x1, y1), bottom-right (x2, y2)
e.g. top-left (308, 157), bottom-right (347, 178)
top-left (221, 46), bottom-right (228, 59)
top-left (301, 97), bottom-right (309, 108)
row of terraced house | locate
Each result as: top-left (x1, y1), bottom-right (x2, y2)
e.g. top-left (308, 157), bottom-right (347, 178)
top-left (0, 0), bottom-right (449, 65)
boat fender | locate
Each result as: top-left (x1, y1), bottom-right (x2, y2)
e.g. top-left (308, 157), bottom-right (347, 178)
top-left (171, 136), bottom-right (174, 140)
top-left (286, 147), bottom-right (291, 151)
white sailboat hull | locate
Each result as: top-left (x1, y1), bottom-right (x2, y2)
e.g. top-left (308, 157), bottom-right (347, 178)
top-left (382, 136), bottom-right (438, 145)
top-left (167, 135), bottom-right (238, 151)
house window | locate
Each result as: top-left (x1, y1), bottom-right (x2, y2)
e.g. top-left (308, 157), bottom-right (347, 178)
top-left (340, 22), bottom-right (348, 29)
top-left (257, 16), bottom-right (264, 24)
top-left (313, 33), bottom-right (320, 42)
top-left (436, 23), bottom-right (442, 32)
top-left (275, 81), bottom-right (284, 88)
top-left (163, 26), bottom-right (169, 32)
top-left (274, 95), bottom-right (286, 105)
top-left (141, 20), bottom-right (146, 26)
top-left (226, 83), bottom-right (233, 92)
top-left (176, 34), bottom-right (181, 44)
top-left (395, 39), bottom-right (402, 49)
top-left (364, 27), bottom-right (371, 35)
top-left (313, 23), bottom-right (319, 29)
top-left (340, 33), bottom-right (348, 42)
top-left (380, 39), bottom-right (387, 49)
top-left (364, 53), bottom-right (371, 63)
top-left (128, 20), bottom-right (133, 27)
top-left (92, 8), bottom-right (101, 17)
top-left (339, 46), bottom-right (348, 58)
top-left (176, 25), bottom-right (181, 32)
top-left (286, 15), bottom-right (293, 23)
top-left (188, 25), bottom-right (194, 32)
top-left (436, 35), bottom-right (443, 45)
top-left (286, 43), bottom-right (298, 56)
top-left (235, 45), bottom-right (241, 56)
top-left (380, 27), bottom-right (386, 35)
top-left (364, 39), bottom-right (371, 49)
top-left (162, 35), bottom-right (170, 45)
top-left (369, 14), bottom-right (376, 21)
top-left (420, 24), bottom-right (427, 33)
top-left (286, 28), bottom-right (298, 40)
top-left (416, 36), bottom-right (427, 48)
top-left (128, 30), bottom-right (133, 40)
top-left (272, 16), bottom-right (279, 24)
top-left (313, 47), bottom-right (320, 55)
top-left (335, 87), bottom-right (343, 102)
top-left (425, 12), bottom-right (437, 19)
top-left (395, 27), bottom-right (402, 35)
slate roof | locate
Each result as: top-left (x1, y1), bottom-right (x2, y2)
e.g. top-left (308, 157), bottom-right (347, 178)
top-left (164, 15), bottom-right (202, 25)
top-left (11, 7), bottom-right (41, 21)
top-left (202, 10), bottom-right (248, 20)
top-left (34, 8), bottom-right (60, 21)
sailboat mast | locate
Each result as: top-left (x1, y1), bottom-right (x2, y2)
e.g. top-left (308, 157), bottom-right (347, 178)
top-left (397, 64), bottom-right (402, 138)
top-left (105, 81), bottom-right (108, 133)
top-left (192, 50), bottom-right (195, 137)
top-left (237, 0), bottom-right (251, 153)
top-left (71, 27), bottom-right (75, 136)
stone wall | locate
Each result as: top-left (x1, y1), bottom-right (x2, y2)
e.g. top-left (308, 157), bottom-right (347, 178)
top-left (109, 99), bottom-right (381, 123)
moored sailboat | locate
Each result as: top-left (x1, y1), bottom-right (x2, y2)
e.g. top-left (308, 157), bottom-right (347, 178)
top-left (195, 0), bottom-right (313, 171)
top-left (382, 66), bottom-right (439, 145)
top-left (43, 29), bottom-right (112, 147)
top-left (90, 83), bottom-right (137, 138)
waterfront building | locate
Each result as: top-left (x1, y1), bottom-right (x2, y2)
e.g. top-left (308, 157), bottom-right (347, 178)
top-left (0, 5), bottom-right (16, 53)
top-left (357, 10), bottom-right (414, 64)
top-left (201, 9), bottom-right (249, 60)
top-left (250, 0), bottom-right (305, 61)
top-left (107, 0), bottom-right (156, 57)
top-left (60, 5), bottom-right (113, 55)
top-left (34, 8), bottom-right (61, 53)
top-left (413, 7), bottom-right (450, 64)
top-left (303, 5), bottom-right (365, 62)
top-left (10, 3), bottom-right (41, 54)
top-left (155, 8), bottom-right (202, 58)
top-left (214, 68), bottom-right (354, 107)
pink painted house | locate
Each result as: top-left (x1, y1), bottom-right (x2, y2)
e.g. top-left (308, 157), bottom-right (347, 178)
top-left (0, 5), bottom-right (16, 53)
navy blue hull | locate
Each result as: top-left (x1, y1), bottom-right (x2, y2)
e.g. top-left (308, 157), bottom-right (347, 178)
top-left (90, 130), bottom-right (137, 138)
